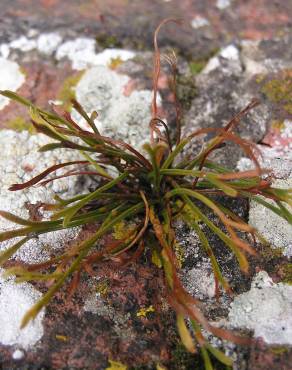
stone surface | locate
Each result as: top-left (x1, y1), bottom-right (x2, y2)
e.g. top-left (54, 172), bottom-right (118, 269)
top-left (0, 1), bottom-right (291, 369)
top-left (0, 270), bottom-right (45, 350)
top-left (74, 66), bottom-right (154, 149)
top-left (0, 130), bottom-right (92, 263)
top-left (229, 271), bottom-right (292, 345)
top-left (237, 154), bottom-right (292, 257)
top-left (182, 42), bottom-right (270, 168)
top-left (0, 58), bottom-right (25, 109)
top-left (249, 178), bottom-right (292, 257)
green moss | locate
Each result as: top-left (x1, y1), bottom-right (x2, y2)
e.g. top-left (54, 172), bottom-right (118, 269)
top-left (188, 47), bottom-right (219, 76)
top-left (7, 116), bottom-right (34, 133)
top-left (176, 74), bottom-right (197, 111)
top-left (57, 72), bottom-right (84, 111)
top-left (189, 60), bottom-right (206, 76)
top-left (177, 49), bottom-right (220, 110)
top-left (96, 34), bottom-right (122, 49)
top-left (280, 263), bottom-right (292, 285)
top-left (261, 70), bottom-right (292, 114)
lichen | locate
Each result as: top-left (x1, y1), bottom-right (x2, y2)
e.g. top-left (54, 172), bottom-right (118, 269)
top-left (0, 270), bottom-right (45, 349)
top-left (0, 130), bottom-right (92, 263)
top-left (109, 56), bottom-right (124, 70)
top-left (73, 65), bottom-right (153, 149)
top-left (136, 305), bottom-right (155, 318)
top-left (0, 58), bottom-right (25, 110)
top-left (106, 359), bottom-right (127, 370)
top-left (249, 178), bottom-right (292, 257)
top-left (228, 271), bottom-right (292, 345)
top-left (261, 70), bottom-right (292, 114)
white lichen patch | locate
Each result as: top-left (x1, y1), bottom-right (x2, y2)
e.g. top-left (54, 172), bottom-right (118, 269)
top-left (1, 32), bottom-right (135, 71)
top-left (56, 37), bottom-right (135, 70)
top-left (237, 153), bottom-right (292, 257)
top-left (12, 349), bottom-right (25, 360)
top-left (56, 38), bottom-right (97, 70)
top-left (220, 45), bottom-right (240, 61)
top-left (0, 270), bottom-right (44, 349)
top-left (202, 44), bottom-right (241, 75)
top-left (37, 33), bottom-right (63, 56)
top-left (0, 130), bottom-right (93, 263)
top-left (216, 0), bottom-right (232, 10)
top-left (0, 58), bottom-right (25, 110)
top-left (228, 271), bottom-right (292, 345)
top-left (191, 16), bottom-right (210, 29)
top-left (93, 49), bottom-right (135, 66)
top-left (9, 36), bottom-right (37, 52)
top-left (249, 178), bottom-right (292, 257)
top-left (0, 43), bottom-right (10, 58)
top-left (73, 66), bottom-right (152, 149)
top-left (185, 262), bottom-right (216, 299)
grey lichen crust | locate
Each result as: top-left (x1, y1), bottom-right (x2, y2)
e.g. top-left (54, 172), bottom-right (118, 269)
top-left (73, 66), bottom-right (154, 150)
top-left (0, 269), bottom-right (45, 350)
top-left (249, 178), bottom-right (292, 257)
top-left (237, 155), bottom-right (292, 257)
top-left (228, 271), bottom-right (292, 345)
top-left (0, 129), bottom-right (93, 263)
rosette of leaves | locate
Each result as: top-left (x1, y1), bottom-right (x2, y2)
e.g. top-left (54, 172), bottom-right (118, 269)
top-left (0, 19), bottom-right (291, 369)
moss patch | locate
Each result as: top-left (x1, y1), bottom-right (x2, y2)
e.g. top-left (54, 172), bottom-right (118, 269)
top-left (261, 70), bottom-right (292, 114)
top-left (96, 34), bottom-right (122, 49)
top-left (278, 263), bottom-right (292, 285)
top-left (57, 71), bottom-right (84, 111)
top-left (176, 74), bottom-right (197, 111)
top-left (189, 60), bottom-right (206, 75)
top-left (7, 116), bottom-right (34, 133)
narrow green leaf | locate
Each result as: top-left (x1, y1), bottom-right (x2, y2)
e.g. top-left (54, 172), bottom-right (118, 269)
top-left (160, 168), bottom-right (205, 177)
top-left (0, 210), bottom-right (36, 226)
top-left (0, 90), bottom-right (32, 107)
top-left (206, 174), bottom-right (237, 197)
top-left (80, 150), bottom-right (111, 179)
top-left (0, 237), bottom-right (30, 265)
top-left (30, 106), bottom-right (68, 142)
top-left (162, 138), bottom-right (189, 169)
top-left (53, 172), bottom-right (129, 226)
top-left (177, 314), bottom-right (196, 353)
top-left (205, 343), bottom-right (233, 366)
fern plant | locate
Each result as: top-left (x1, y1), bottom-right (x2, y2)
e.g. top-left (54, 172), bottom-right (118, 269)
top-left (0, 19), bottom-right (291, 369)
